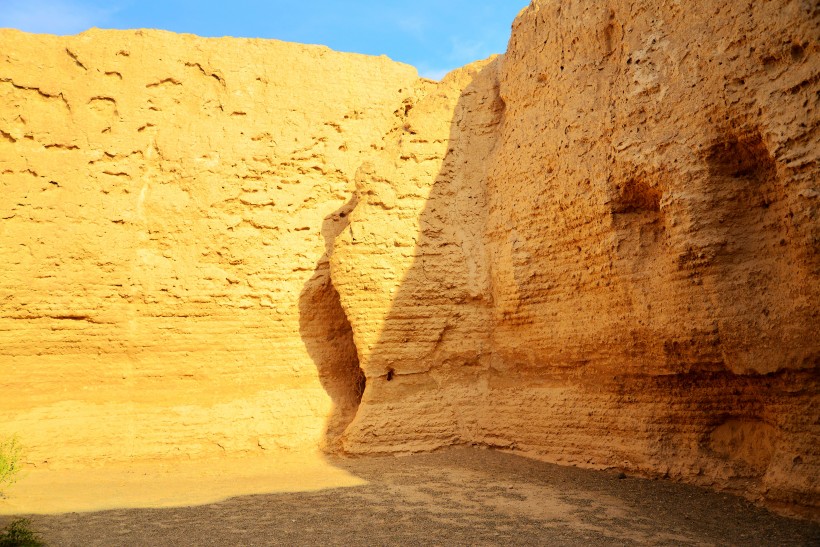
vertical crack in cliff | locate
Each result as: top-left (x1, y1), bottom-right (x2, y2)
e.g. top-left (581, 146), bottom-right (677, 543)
top-left (298, 197), bottom-right (365, 450)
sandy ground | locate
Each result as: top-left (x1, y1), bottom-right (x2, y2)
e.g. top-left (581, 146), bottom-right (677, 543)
top-left (1, 448), bottom-right (818, 546)
top-left (0, 452), bottom-right (365, 514)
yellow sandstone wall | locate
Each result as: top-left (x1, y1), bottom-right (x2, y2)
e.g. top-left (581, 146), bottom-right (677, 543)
top-left (332, 0), bottom-right (819, 516)
top-left (0, 28), bottom-right (416, 463)
top-left (331, 58), bottom-right (502, 452)
top-left (482, 0), bottom-right (820, 514)
top-left (1, 0), bottom-right (817, 517)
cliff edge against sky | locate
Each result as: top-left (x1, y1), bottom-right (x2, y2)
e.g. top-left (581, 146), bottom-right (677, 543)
top-left (1, 0), bottom-right (817, 518)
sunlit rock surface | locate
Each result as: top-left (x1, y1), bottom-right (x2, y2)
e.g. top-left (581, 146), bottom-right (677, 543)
top-left (1, 0), bottom-right (817, 518)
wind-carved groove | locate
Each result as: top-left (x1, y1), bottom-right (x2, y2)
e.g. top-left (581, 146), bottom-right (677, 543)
top-left (184, 62), bottom-right (226, 87)
top-left (146, 78), bottom-right (182, 88)
top-left (298, 197), bottom-right (365, 451)
top-left (44, 143), bottom-right (79, 150)
top-left (1, 78), bottom-right (71, 111)
top-left (65, 48), bottom-right (87, 70)
top-left (89, 96), bottom-right (119, 121)
top-left (51, 314), bottom-right (92, 321)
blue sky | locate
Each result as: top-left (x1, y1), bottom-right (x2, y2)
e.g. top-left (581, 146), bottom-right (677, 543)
top-left (0, 0), bottom-right (528, 79)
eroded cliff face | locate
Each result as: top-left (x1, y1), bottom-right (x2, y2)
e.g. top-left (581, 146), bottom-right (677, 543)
top-left (0, 28), bottom-right (416, 462)
top-left (1, 0), bottom-right (817, 517)
top-left (483, 0), bottom-right (820, 514)
top-left (331, 0), bottom-right (819, 516)
top-left (331, 58), bottom-right (503, 451)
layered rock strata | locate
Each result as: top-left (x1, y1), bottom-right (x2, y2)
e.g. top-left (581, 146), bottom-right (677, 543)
top-left (1, 0), bottom-right (817, 517)
top-left (332, 0), bottom-right (820, 517)
top-left (0, 29), bottom-right (414, 461)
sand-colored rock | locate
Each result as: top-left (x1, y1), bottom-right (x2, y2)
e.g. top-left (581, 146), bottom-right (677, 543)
top-left (331, 0), bottom-right (819, 517)
top-left (331, 58), bottom-right (502, 452)
top-left (1, 0), bottom-right (817, 519)
top-left (485, 0), bottom-right (820, 515)
top-left (0, 28), bottom-right (415, 463)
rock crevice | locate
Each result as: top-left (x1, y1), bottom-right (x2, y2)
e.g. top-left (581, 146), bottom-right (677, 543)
top-left (1, 0), bottom-right (817, 518)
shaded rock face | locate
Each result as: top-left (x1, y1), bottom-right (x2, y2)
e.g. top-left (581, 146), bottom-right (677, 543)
top-left (0, 0), bottom-right (817, 517)
top-left (331, 0), bottom-right (819, 517)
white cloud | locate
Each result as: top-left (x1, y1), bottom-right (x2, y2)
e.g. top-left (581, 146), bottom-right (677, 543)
top-left (395, 15), bottom-right (428, 39)
top-left (418, 67), bottom-right (451, 81)
top-left (415, 35), bottom-right (494, 80)
top-left (447, 36), bottom-right (489, 64)
top-left (0, 0), bottom-right (115, 35)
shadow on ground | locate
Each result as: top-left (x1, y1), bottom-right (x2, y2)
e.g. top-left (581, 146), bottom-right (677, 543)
top-left (6, 449), bottom-right (817, 546)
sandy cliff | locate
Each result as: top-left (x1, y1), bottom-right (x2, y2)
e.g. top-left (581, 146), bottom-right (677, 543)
top-left (1, 0), bottom-right (817, 517)
top-left (0, 28), bottom-right (415, 461)
top-left (477, 0), bottom-right (819, 515)
top-left (332, 0), bottom-right (819, 516)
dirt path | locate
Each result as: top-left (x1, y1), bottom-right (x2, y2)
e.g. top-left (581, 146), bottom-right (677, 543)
top-left (2, 448), bottom-right (818, 546)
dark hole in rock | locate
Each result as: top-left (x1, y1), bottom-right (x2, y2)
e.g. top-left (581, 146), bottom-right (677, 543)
top-left (705, 131), bottom-right (776, 181)
top-left (612, 177), bottom-right (662, 214)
